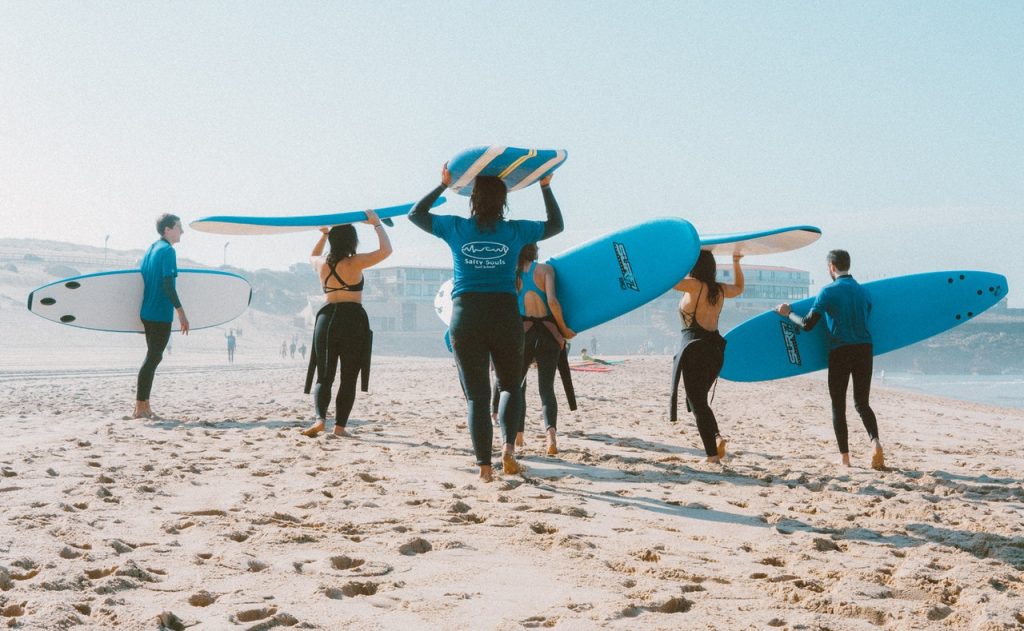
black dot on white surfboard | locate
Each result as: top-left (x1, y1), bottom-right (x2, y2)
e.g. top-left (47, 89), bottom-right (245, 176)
top-left (60, 315), bottom-right (76, 323)
top-left (65, 281), bottom-right (81, 289)
top-left (40, 297), bottom-right (56, 306)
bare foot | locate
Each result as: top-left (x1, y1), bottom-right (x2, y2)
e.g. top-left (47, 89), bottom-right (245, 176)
top-left (706, 455), bottom-right (721, 464)
top-left (545, 429), bottom-right (558, 456)
top-left (132, 402), bottom-right (151, 419)
top-left (501, 451), bottom-right (521, 475)
top-left (515, 432), bottom-right (524, 448)
top-left (301, 420), bottom-right (325, 437)
top-left (871, 442), bottom-right (885, 470)
top-left (479, 465), bottom-right (493, 483)
top-left (839, 453), bottom-right (852, 467)
top-left (716, 435), bottom-right (728, 461)
top-left (333, 426), bottom-right (348, 437)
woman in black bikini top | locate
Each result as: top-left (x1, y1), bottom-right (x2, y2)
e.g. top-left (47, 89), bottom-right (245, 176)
top-left (670, 250), bottom-right (744, 463)
top-left (300, 211), bottom-right (392, 438)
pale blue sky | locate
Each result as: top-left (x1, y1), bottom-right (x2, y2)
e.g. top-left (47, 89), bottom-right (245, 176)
top-left (2, 2), bottom-right (1021, 304)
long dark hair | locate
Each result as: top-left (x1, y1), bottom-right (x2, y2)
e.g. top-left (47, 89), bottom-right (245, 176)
top-left (516, 243), bottom-right (539, 290)
top-left (689, 250), bottom-right (722, 306)
top-left (470, 176), bottom-right (507, 232)
top-left (326, 225), bottom-right (358, 267)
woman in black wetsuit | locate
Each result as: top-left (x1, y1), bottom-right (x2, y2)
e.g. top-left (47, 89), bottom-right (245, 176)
top-left (670, 250), bottom-right (744, 463)
top-left (301, 210), bottom-right (392, 437)
top-left (410, 164), bottom-right (564, 482)
top-left (514, 243), bottom-right (575, 455)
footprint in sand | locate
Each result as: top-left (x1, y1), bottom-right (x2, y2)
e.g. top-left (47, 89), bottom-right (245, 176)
top-left (187, 591), bottom-right (217, 607)
top-left (232, 606), bottom-right (276, 623)
top-left (329, 555), bottom-right (365, 571)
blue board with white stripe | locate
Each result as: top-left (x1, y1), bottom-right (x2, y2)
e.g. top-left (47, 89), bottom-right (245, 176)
top-left (447, 146), bottom-right (567, 197)
top-left (700, 225), bottom-right (821, 256)
top-left (720, 271), bottom-right (1008, 382)
top-left (189, 198), bottom-right (445, 235)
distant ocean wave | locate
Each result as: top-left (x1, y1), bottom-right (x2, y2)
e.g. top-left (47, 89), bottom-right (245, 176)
top-left (879, 372), bottom-right (1024, 410)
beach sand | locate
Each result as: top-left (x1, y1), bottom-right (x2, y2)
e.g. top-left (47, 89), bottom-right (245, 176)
top-left (2, 336), bottom-right (1023, 630)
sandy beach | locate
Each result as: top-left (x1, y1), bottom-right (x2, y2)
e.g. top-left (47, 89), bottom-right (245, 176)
top-left (2, 336), bottom-right (1023, 630)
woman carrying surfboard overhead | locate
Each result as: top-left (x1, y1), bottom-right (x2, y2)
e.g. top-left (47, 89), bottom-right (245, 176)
top-left (410, 163), bottom-right (564, 482)
top-left (301, 210), bottom-right (392, 438)
top-left (670, 250), bottom-right (744, 463)
top-left (514, 243), bottom-right (575, 456)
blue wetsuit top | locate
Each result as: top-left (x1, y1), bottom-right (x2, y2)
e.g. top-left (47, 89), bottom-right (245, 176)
top-left (409, 183), bottom-right (564, 299)
top-left (809, 274), bottom-right (872, 350)
top-left (517, 261), bottom-right (549, 316)
top-left (139, 238), bottom-right (179, 323)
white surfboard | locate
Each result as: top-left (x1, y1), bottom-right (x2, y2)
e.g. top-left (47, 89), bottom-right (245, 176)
top-left (27, 269), bottom-right (252, 333)
top-left (700, 225), bottom-right (821, 256)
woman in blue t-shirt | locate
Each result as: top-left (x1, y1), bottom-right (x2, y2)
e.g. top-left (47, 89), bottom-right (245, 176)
top-left (410, 164), bottom-right (564, 482)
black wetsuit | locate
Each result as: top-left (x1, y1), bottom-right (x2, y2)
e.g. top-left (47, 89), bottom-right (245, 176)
top-left (670, 283), bottom-right (727, 457)
top-left (304, 265), bottom-right (372, 428)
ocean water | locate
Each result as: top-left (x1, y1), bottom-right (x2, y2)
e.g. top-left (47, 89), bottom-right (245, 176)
top-left (879, 372), bottom-right (1024, 410)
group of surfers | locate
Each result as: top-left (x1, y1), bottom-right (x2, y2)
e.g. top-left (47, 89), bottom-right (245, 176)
top-left (133, 164), bottom-right (885, 482)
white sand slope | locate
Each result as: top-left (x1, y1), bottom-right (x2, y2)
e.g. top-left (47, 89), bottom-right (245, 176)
top-left (1, 352), bottom-right (1023, 630)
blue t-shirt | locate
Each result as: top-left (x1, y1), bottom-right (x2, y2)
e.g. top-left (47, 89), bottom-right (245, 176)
top-left (432, 215), bottom-right (545, 297)
top-left (809, 275), bottom-right (872, 349)
top-left (139, 239), bottom-right (178, 322)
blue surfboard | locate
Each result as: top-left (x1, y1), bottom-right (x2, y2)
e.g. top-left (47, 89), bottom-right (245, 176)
top-left (189, 198), bottom-right (446, 235)
top-left (447, 146), bottom-right (567, 197)
top-left (27, 269), bottom-right (252, 333)
top-left (720, 271), bottom-right (1008, 382)
top-left (700, 225), bottom-right (821, 256)
top-left (546, 218), bottom-right (699, 333)
top-left (432, 218), bottom-right (700, 336)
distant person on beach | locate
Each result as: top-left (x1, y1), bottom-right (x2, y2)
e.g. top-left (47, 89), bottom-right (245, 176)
top-left (281, 341), bottom-right (287, 359)
top-left (590, 335), bottom-right (598, 355)
top-left (225, 330), bottom-right (236, 363)
top-left (670, 250), bottom-right (744, 463)
top-left (290, 340), bottom-right (296, 359)
top-left (514, 243), bottom-right (575, 455)
top-left (776, 249), bottom-right (884, 469)
top-left (301, 211), bottom-right (392, 438)
top-left (133, 213), bottom-right (189, 420)
top-left (299, 343), bottom-right (306, 360)
top-left (410, 164), bottom-right (563, 482)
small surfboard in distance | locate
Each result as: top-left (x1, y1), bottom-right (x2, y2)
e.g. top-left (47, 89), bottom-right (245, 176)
top-left (448, 146), bottom-right (567, 197)
top-left (720, 270), bottom-right (1008, 382)
top-left (434, 218), bottom-right (700, 334)
top-left (189, 198), bottom-right (446, 235)
top-left (700, 225), bottom-right (822, 256)
top-left (27, 269), bottom-right (252, 333)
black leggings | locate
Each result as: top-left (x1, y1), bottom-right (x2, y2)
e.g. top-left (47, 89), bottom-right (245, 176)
top-left (313, 303), bottom-right (369, 427)
top-left (828, 343), bottom-right (879, 454)
top-left (672, 329), bottom-right (726, 457)
top-left (450, 293), bottom-right (523, 466)
top-left (136, 320), bottom-right (171, 401)
top-left (516, 322), bottom-right (561, 432)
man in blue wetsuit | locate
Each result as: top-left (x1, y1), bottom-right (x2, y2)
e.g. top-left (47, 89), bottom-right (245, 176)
top-left (775, 249), bottom-right (884, 470)
top-left (133, 213), bottom-right (189, 419)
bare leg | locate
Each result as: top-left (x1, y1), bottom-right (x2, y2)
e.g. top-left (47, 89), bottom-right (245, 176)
top-left (501, 444), bottom-right (521, 475)
top-left (333, 425), bottom-right (348, 437)
top-left (839, 452), bottom-right (852, 467)
top-left (479, 465), bottom-right (493, 483)
top-left (301, 419), bottom-right (325, 437)
top-left (132, 401), bottom-right (151, 419)
top-left (515, 431), bottom-right (524, 448)
top-left (716, 434), bottom-right (727, 461)
top-left (545, 427), bottom-right (558, 456)
top-left (870, 439), bottom-right (885, 470)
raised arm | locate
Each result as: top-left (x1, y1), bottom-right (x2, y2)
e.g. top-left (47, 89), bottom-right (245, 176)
top-left (539, 175), bottom-right (564, 240)
top-left (775, 302), bottom-right (821, 331)
top-left (310, 227), bottom-right (328, 265)
top-left (542, 266), bottom-right (575, 340)
top-left (409, 163), bottom-right (451, 233)
top-left (722, 254), bottom-right (745, 298)
top-left (351, 209), bottom-right (393, 269)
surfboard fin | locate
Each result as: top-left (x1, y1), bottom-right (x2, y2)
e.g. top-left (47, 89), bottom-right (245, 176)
top-left (381, 218), bottom-right (395, 227)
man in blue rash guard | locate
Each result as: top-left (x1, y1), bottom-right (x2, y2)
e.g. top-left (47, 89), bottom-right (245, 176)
top-left (133, 213), bottom-right (189, 420)
top-left (775, 249), bottom-right (884, 470)
top-left (409, 164), bottom-right (563, 482)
